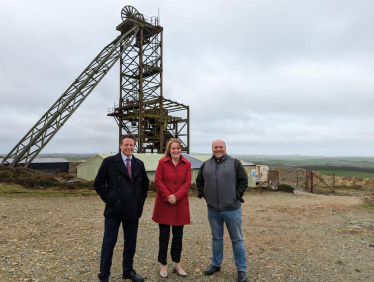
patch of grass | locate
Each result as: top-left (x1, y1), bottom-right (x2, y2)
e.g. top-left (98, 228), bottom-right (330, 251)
top-left (355, 199), bottom-right (374, 209)
top-left (315, 170), bottom-right (374, 178)
top-left (0, 183), bottom-right (97, 197)
top-left (333, 185), bottom-right (361, 190)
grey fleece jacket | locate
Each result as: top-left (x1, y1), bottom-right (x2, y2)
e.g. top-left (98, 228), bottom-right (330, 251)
top-left (196, 154), bottom-right (248, 211)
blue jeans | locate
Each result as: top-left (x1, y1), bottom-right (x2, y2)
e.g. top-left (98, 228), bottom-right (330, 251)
top-left (208, 207), bottom-right (247, 271)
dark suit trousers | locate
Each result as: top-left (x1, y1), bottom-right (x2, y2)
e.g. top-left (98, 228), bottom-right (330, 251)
top-left (158, 223), bottom-right (184, 265)
top-left (98, 218), bottom-right (139, 279)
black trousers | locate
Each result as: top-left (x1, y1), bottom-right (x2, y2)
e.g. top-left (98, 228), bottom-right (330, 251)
top-left (158, 223), bottom-right (184, 265)
top-left (98, 218), bottom-right (139, 280)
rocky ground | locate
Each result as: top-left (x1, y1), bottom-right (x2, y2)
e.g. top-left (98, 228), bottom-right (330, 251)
top-left (0, 186), bottom-right (373, 282)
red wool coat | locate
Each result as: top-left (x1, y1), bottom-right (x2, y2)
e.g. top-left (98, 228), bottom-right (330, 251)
top-left (152, 156), bottom-right (191, 226)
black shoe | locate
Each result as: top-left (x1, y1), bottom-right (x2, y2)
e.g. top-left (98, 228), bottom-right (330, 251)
top-left (237, 271), bottom-right (247, 282)
top-left (204, 264), bottom-right (221, 275)
top-left (122, 269), bottom-right (144, 282)
top-left (99, 277), bottom-right (109, 282)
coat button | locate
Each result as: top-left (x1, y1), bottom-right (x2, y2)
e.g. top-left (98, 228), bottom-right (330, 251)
top-left (118, 176), bottom-right (121, 179)
top-left (174, 170), bottom-right (177, 173)
top-left (174, 182), bottom-right (176, 185)
top-left (118, 189), bottom-right (120, 191)
top-left (118, 200), bottom-right (120, 203)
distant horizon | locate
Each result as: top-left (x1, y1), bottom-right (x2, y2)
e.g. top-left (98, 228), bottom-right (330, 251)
top-left (2, 152), bottom-right (374, 158)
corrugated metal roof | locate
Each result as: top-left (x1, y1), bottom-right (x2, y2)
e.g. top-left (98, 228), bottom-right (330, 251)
top-left (188, 154), bottom-right (212, 162)
top-left (97, 153), bottom-right (115, 159)
top-left (182, 154), bottom-right (203, 169)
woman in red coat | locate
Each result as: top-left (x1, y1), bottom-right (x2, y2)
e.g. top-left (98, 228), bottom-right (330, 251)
top-left (152, 138), bottom-right (191, 278)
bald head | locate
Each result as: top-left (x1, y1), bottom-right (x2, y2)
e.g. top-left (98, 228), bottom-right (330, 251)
top-left (212, 139), bottom-right (227, 160)
top-left (212, 139), bottom-right (226, 148)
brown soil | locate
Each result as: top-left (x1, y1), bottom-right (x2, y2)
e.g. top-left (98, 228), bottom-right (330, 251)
top-left (0, 185), bottom-right (373, 282)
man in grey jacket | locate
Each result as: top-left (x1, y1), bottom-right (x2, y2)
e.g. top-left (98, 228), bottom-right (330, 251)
top-left (196, 139), bottom-right (248, 282)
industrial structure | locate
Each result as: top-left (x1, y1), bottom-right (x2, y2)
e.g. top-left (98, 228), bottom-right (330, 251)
top-left (1, 6), bottom-right (189, 168)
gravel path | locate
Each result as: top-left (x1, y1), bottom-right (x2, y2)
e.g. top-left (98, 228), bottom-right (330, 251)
top-left (1, 190), bottom-right (373, 282)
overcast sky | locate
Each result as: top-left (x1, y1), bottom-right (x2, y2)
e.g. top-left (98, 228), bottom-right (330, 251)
top-left (1, 0), bottom-right (374, 156)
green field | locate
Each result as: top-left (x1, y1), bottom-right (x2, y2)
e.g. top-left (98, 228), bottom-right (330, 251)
top-left (315, 170), bottom-right (374, 178)
top-left (238, 155), bottom-right (374, 168)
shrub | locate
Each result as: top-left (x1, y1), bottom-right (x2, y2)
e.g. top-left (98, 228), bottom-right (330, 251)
top-left (57, 173), bottom-right (75, 180)
top-left (277, 184), bottom-right (294, 193)
top-left (0, 165), bottom-right (93, 190)
top-left (0, 166), bottom-right (59, 188)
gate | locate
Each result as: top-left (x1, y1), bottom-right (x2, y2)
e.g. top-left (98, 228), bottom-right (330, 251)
top-left (268, 170), bottom-right (279, 190)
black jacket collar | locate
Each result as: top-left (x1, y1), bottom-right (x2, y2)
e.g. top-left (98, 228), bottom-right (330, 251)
top-left (112, 152), bottom-right (141, 178)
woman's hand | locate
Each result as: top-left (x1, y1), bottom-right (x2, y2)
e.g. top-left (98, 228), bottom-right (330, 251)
top-left (167, 194), bottom-right (177, 205)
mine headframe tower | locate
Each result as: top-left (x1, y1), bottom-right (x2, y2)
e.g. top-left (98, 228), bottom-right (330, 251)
top-left (1, 6), bottom-right (189, 168)
top-left (108, 6), bottom-right (189, 153)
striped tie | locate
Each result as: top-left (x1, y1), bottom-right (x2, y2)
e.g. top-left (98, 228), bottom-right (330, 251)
top-left (126, 158), bottom-right (132, 179)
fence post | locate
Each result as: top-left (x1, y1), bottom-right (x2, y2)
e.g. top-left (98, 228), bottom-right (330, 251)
top-left (296, 168), bottom-right (299, 187)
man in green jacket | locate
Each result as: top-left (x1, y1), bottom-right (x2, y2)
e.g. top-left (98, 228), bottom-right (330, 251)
top-left (196, 139), bottom-right (248, 282)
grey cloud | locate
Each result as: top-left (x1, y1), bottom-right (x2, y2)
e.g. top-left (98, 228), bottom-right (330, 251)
top-left (1, 0), bottom-right (373, 156)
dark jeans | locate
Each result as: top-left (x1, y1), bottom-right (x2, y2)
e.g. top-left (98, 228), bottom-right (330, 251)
top-left (98, 218), bottom-right (139, 280)
top-left (158, 224), bottom-right (184, 265)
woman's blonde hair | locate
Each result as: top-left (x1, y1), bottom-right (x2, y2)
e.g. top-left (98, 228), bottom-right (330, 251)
top-left (163, 138), bottom-right (182, 158)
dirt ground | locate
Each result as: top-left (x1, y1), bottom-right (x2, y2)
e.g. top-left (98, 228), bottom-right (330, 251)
top-left (0, 186), bottom-right (373, 282)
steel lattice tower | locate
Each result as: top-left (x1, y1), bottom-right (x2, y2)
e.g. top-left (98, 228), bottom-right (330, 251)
top-left (1, 6), bottom-right (189, 168)
top-left (108, 6), bottom-right (189, 153)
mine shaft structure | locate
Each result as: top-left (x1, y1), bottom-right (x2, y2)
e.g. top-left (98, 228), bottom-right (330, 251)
top-left (1, 6), bottom-right (189, 168)
top-left (108, 6), bottom-right (189, 153)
